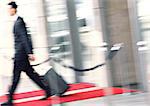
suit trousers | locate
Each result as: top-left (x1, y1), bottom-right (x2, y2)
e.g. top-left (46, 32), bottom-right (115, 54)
top-left (8, 59), bottom-right (47, 100)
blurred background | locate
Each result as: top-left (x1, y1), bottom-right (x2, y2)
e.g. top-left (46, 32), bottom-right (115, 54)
top-left (0, 0), bottom-right (150, 105)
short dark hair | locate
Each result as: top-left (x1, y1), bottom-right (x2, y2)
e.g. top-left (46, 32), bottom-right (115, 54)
top-left (8, 1), bottom-right (18, 9)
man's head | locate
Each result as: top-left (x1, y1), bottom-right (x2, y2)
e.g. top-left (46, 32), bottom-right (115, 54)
top-left (8, 1), bottom-right (18, 16)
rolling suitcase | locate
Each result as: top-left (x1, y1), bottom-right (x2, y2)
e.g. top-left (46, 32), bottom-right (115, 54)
top-left (41, 68), bottom-right (69, 96)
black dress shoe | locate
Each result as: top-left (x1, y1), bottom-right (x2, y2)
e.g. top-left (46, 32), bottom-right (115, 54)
top-left (40, 89), bottom-right (55, 100)
top-left (1, 101), bottom-right (13, 106)
top-left (39, 93), bottom-right (52, 100)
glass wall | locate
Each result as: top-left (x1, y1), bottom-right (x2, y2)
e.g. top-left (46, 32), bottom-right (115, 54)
top-left (44, 0), bottom-right (108, 86)
top-left (137, 0), bottom-right (150, 90)
top-left (44, 0), bottom-right (70, 54)
top-left (44, 0), bottom-right (75, 83)
top-left (74, 0), bottom-right (108, 86)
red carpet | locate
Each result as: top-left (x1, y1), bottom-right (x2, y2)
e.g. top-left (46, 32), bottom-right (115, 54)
top-left (0, 83), bottom-right (95, 102)
top-left (0, 83), bottom-right (137, 106)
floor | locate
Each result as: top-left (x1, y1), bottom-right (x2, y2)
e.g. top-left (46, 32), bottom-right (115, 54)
top-left (62, 93), bottom-right (150, 106)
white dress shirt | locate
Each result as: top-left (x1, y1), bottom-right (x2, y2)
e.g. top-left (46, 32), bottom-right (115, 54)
top-left (12, 14), bottom-right (18, 22)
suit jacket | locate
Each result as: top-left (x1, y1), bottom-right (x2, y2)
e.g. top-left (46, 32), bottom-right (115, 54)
top-left (13, 16), bottom-right (33, 61)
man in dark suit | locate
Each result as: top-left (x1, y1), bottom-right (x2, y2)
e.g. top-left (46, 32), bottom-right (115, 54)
top-left (1, 2), bottom-right (52, 105)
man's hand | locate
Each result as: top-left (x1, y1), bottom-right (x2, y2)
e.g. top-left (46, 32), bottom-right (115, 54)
top-left (28, 54), bottom-right (35, 61)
